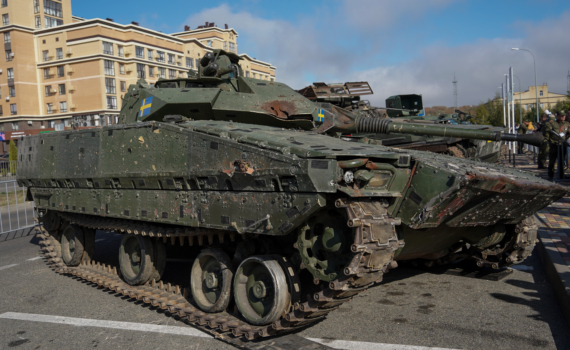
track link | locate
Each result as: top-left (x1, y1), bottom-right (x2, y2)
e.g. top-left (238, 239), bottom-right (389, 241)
top-left (37, 198), bottom-right (403, 344)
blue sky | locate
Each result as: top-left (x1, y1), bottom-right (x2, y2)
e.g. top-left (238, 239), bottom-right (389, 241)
top-left (73, 0), bottom-right (570, 106)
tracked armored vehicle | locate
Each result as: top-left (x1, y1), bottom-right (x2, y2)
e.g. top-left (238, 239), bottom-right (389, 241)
top-left (20, 50), bottom-right (563, 344)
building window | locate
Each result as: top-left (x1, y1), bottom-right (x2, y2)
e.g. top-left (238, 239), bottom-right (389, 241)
top-left (168, 53), bottom-right (175, 64)
top-left (229, 42), bottom-right (236, 52)
top-left (136, 46), bottom-right (144, 58)
top-left (1, 0), bottom-right (6, 7)
top-left (60, 101), bottom-right (67, 113)
top-left (0, 106), bottom-right (3, 116)
top-left (186, 57), bottom-right (193, 68)
top-left (105, 78), bottom-right (116, 94)
top-left (44, 68), bottom-right (51, 79)
top-left (34, 0), bottom-right (39, 13)
top-left (43, 50), bottom-right (49, 61)
top-left (117, 46), bottom-right (124, 57)
top-left (58, 84), bottom-right (65, 95)
top-left (158, 67), bottom-right (165, 78)
top-left (56, 47), bottom-right (63, 59)
top-left (46, 103), bottom-right (53, 114)
top-left (11, 121), bottom-right (18, 129)
top-left (207, 40), bottom-right (212, 47)
top-left (104, 60), bottom-right (115, 76)
top-left (137, 63), bottom-right (145, 79)
top-left (7, 67), bottom-right (13, 79)
top-left (44, 16), bottom-right (62, 28)
top-left (35, 15), bottom-right (41, 28)
top-left (245, 71), bottom-right (250, 78)
top-left (147, 49), bottom-right (153, 61)
top-left (524, 104), bottom-right (528, 110)
top-left (107, 96), bottom-right (117, 109)
top-left (540, 103), bottom-right (544, 109)
top-left (156, 51), bottom-right (164, 62)
top-left (177, 56), bottom-right (182, 66)
top-left (195, 58), bottom-right (200, 69)
top-left (48, 120), bottom-right (54, 128)
top-left (8, 86), bottom-right (14, 97)
top-left (223, 41), bottom-right (227, 50)
top-left (45, 85), bottom-right (51, 96)
top-left (5, 49), bottom-right (11, 61)
top-left (64, 119), bottom-right (69, 127)
top-left (2, 14), bottom-right (8, 25)
top-left (270, 78), bottom-right (274, 82)
top-left (3, 32), bottom-right (9, 43)
top-left (44, 0), bottom-right (63, 17)
top-left (119, 63), bottom-right (125, 75)
top-left (57, 65), bottom-right (64, 77)
top-left (168, 69), bottom-right (176, 79)
top-left (120, 81), bottom-right (126, 92)
top-left (539, 90), bottom-right (543, 97)
top-left (102, 41), bottom-right (113, 55)
top-left (148, 66), bottom-right (154, 77)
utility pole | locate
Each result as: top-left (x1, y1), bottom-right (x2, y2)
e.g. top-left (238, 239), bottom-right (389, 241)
top-left (453, 74), bottom-right (458, 112)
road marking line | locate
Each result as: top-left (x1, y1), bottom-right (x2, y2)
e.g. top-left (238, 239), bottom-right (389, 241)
top-left (27, 256), bottom-right (44, 261)
top-left (0, 312), bottom-right (461, 350)
top-left (509, 265), bottom-right (534, 271)
top-left (308, 338), bottom-right (460, 350)
top-left (0, 264), bottom-right (18, 271)
top-left (0, 312), bottom-right (212, 338)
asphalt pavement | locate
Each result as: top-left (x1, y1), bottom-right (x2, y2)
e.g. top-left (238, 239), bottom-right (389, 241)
top-left (0, 230), bottom-right (569, 350)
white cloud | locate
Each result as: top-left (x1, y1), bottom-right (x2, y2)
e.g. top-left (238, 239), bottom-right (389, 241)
top-left (182, 5), bottom-right (570, 107)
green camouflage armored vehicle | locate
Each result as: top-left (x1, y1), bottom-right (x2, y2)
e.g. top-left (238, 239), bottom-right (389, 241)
top-left (20, 50), bottom-right (561, 344)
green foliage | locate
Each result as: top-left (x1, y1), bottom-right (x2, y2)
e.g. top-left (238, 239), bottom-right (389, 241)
top-left (8, 140), bottom-right (17, 174)
top-left (471, 93), bottom-right (506, 127)
top-left (8, 140), bottom-right (16, 161)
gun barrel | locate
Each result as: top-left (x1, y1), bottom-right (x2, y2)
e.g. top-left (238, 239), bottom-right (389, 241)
top-left (354, 118), bottom-right (543, 146)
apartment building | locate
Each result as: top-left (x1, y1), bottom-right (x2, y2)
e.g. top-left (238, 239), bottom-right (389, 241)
top-left (0, 0), bottom-right (276, 153)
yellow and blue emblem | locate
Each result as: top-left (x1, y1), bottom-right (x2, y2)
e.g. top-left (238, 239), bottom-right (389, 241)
top-left (317, 108), bottom-right (325, 122)
top-left (139, 96), bottom-right (153, 119)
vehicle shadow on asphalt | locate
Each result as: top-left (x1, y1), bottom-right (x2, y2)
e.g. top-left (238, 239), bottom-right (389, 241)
top-left (490, 257), bottom-right (570, 350)
top-left (0, 227), bottom-right (39, 244)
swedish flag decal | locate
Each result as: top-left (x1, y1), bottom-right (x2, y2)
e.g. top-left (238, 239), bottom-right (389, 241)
top-left (317, 108), bottom-right (325, 122)
top-left (139, 96), bottom-right (153, 118)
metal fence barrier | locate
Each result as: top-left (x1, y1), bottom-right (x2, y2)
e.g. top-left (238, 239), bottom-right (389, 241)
top-left (0, 161), bottom-right (17, 181)
top-left (0, 179), bottom-right (36, 236)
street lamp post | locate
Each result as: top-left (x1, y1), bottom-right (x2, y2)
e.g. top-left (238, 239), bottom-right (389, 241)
top-left (513, 75), bottom-right (522, 125)
top-left (512, 48), bottom-right (539, 123)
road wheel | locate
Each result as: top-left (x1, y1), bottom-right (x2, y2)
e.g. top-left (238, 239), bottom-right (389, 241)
top-left (43, 211), bottom-right (61, 232)
top-left (82, 228), bottom-right (96, 263)
top-left (191, 249), bottom-right (233, 313)
top-left (150, 239), bottom-right (166, 281)
top-left (119, 235), bottom-right (154, 285)
top-left (61, 224), bottom-right (85, 266)
top-left (233, 255), bottom-right (289, 325)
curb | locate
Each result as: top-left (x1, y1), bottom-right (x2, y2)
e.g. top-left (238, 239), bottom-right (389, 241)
top-left (536, 228), bottom-right (570, 329)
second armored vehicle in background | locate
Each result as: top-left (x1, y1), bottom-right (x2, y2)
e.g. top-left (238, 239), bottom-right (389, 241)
top-left (298, 83), bottom-right (503, 162)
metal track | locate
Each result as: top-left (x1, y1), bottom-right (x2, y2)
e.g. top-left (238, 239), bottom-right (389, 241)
top-left (37, 199), bottom-right (403, 345)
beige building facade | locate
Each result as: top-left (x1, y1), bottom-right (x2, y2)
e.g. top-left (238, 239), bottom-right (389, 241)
top-left (0, 0), bottom-right (276, 153)
top-left (513, 84), bottom-right (567, 111)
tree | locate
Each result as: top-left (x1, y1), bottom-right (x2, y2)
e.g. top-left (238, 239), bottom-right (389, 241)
top-left (8, 139), bottom-right (17, 174)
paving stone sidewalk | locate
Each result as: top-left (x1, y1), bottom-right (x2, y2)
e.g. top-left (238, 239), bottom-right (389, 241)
top-left (499, 149), bottom-right (570, 327)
